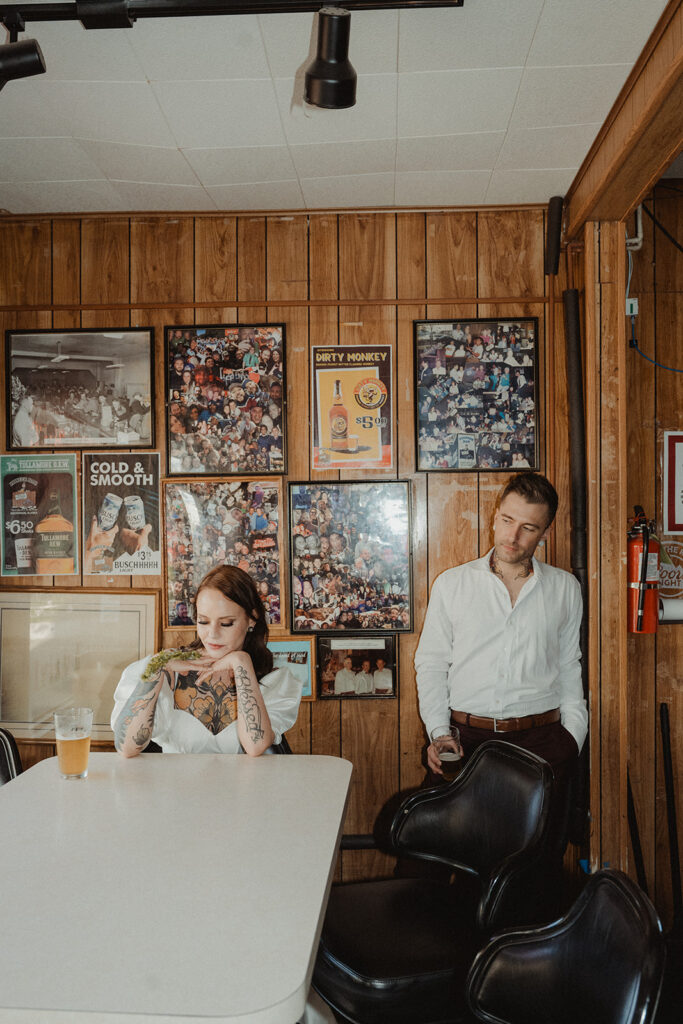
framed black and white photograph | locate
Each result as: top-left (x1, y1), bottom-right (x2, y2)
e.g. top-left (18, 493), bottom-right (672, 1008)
top-left (316, 634), bottom-right (397, 698)
top-left (289, 480), bottom-right (412, 633)
top-left (6, 329), bottom-right (154, 450)
top-left (163, 478), bottom-right (284, 630)
top-left (414, 318), bottom-right (539, 472)
top-left (165, 323), bottom-right (286, 476)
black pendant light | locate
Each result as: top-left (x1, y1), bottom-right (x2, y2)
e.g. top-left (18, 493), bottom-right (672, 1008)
top-left (304, 6), bottom-right (357, 110)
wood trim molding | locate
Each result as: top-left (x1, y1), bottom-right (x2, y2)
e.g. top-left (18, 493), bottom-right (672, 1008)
top-left (565, 0), bottom-right (683, 239)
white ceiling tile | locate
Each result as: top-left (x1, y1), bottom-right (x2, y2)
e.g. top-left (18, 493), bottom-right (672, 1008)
top-left (496, 124), bottom-right (601, 170)
top-left (206, 180), bottom-right (305, 210)
top-left (184, 146), bottom-right (296, 187)
top-left (398, 1), bottom-right (544, 72)
top-left (395, 170), bottom-right (490, 207)
top-left (274, 74), bottom-right (397, 146)
top-left (0, 183), bottom-right (43, 214)
top-left (0, 179), bottom-right (127, 214)
top-left (300, 173), bottom-right (395, 209)
top-left (485, 168), bottom-right (577, 204)
top-left (397, 132), bottom-right (504, 172)
top-left (24, 22), bottom-right (146, 81)
top-left (35, 82), bottom-right (176, 146)
top-left (0, 138), bottom-right (103, 182)
top-left (511, 65), bottom-right (632, 129)
top-left (126, 15), bottom-right (270, 81)
top-left (528, 0), bottom-right (670, 66)
top-left (399, 69), bottom-right (522, 137)
top-left (152, 79), bottom-right (286, 149)
top-left (259, 11), bottom-right (399, 78)
top-left (289, 139), bottom-right (396, 178)
top-left (110, 181), bottom-right (217, 211)
top-left (0, 80), bottom-right (72, 138)
top-left (77, 140), bottom-right (200, 186)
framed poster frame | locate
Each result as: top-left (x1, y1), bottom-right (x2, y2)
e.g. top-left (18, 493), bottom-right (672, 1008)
top-left (165, 323), bottom-right (286, 477)
top-left (6, 328), bottom-right (154, 451)
top-left (163, 477), bottom-right (285, 631)
top-left (414, 317), bottom-right (539, 472)
top-left (288, 479), bottom-right (412, 634)
top-left (267, 636), bottom-right (316, 701)
top-left (0, 588), bottom-right (159, 739)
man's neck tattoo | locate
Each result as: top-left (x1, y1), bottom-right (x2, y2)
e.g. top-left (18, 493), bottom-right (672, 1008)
top-left (489, 550), bottom-right (534, 581)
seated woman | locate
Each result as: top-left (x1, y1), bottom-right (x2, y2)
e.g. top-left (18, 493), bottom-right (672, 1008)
top-left (111, 565), bottom-right (301, 757)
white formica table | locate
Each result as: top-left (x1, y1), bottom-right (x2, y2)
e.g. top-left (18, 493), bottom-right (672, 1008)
top-left (0, 753), bottom-right (352, 1024)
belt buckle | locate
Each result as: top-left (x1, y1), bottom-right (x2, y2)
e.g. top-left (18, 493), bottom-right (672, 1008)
top-left (493, 718), bottom-right (504, 733)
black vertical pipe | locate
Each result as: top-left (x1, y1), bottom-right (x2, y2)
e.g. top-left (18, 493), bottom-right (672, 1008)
top-left (563, 287), bottom-right (590, 845)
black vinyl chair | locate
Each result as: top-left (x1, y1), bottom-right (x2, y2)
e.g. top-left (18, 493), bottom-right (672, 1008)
top-left (312, 741), bottom-right (553, 1024)
top-left (0, 727), bottom-right (23, 785)
top-left (466, 868), bottom-right (666, 1024)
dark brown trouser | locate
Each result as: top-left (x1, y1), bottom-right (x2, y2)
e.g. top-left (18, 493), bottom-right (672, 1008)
top-left (456, 719), bottom-right (579, 860)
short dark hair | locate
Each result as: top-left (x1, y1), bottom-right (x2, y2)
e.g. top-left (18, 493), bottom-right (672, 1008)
top-left (499, 472), bottom-right (558, 527)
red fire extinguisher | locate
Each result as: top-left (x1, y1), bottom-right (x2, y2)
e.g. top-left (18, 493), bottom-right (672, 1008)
top-left (627, 506), bottom-right (660, 634)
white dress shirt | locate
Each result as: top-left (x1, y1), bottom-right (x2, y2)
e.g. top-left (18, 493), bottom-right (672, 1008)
top-left (373, 667), bottom-right (393, 693)
top-left (353, 671), bottom-right (374, 694)
top-left (334, 668), bottom-right (357, 694)
top-left (111, 655), bottom-right (302, 753)
top-left (414, 551), bottom-right (587, 750)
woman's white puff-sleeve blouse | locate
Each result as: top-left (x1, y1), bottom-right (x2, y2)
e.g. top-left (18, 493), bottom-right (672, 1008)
top-left (111, 655), bottom-right (303, 754)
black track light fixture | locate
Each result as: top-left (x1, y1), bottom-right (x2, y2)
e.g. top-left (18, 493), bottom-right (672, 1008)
top-left (0, 13), bottom-right (45, 92)
top-left (304, 6), bottom-right (356, 110)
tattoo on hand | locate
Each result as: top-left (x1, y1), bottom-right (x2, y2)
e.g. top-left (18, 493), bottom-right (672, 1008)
top-left (235, 665), bottom-right (265, 743)
top-left (114, 672), bottom-right (162, 749)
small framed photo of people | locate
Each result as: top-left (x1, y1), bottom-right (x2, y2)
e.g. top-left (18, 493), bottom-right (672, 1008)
top-left (316, 635), bottom-right (397, 699)
top-left (311, 345), bottom-right (393, 470)
top-left (289, 480), bottom-right (412, 633)
top-left (414, 318), bottom-right (539, 472)
top-left (267, 637), bottom-right (316, 701)
top-left (163, 478), bottom-right (284, 629)
top-left (6, 328), bottom-right (154, 450)
top-left (165, 323), bottom-right (286, 476)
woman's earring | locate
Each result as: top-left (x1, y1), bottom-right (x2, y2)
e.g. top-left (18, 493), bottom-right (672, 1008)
top-left (247, 625), bottom-right (254, 632)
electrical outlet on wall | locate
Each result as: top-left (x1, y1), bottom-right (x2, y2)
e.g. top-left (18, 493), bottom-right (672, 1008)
top-left (626, 298), bottom-right (639, 316)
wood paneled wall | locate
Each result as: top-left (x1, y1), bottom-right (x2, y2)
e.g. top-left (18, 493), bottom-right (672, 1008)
top-left (0, 208), bottom-right (574, 881)
top-left (623, 184), bottom-right (683, 928)
top-left (580, 185), bottom-right (683, 928)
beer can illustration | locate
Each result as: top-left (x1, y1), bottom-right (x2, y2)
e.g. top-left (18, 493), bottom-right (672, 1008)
top-left (98, 493), bottom-right (122, 530)
top-left (124, 495), bottom-right (146, 531)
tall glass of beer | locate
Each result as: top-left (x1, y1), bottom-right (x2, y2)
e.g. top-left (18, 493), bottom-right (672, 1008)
top-left (54, 707), bottom-right (93, 779)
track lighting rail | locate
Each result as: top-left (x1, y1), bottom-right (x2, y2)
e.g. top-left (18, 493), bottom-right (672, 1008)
top-left (0, 0), bottom-right (463, 27)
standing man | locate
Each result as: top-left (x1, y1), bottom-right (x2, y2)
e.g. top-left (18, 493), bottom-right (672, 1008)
top-left (415, 472), bottom-right (587, 851)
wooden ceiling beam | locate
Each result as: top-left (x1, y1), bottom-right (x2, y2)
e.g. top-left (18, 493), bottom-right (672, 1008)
top-left (564, 0), bottom-right (683, 240)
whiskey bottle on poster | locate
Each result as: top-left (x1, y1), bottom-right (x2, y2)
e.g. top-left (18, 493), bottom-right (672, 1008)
top-left (35, 489), bottom-right (74, 574)
top-left (329, 379), bottom-right (349, 451)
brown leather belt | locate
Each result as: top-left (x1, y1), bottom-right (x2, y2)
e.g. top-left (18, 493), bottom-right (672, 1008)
top-left (451, 708), bottom-right (560, 733)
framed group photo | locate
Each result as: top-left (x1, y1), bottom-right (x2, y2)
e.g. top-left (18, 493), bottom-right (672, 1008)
top-left (289, 480), bottom-right (412, 633)
top-left (165, 323), bottom-right (286, 476)
top-left (267, 636), bottom-right (315, 701)
top-left (414, 318), bottom-right (539, 472)
top-left (6, 329), bottom-right (154, 450)
top-left (163, 478), bottom-right (284, 629)
top-left (316, 635), bottom-right (397, 698)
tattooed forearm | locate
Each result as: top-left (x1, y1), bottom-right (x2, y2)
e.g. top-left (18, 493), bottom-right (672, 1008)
top-left (114, 669), bottom-right (166, 753)
top-left (234, 664), bottom-right (265, 744)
